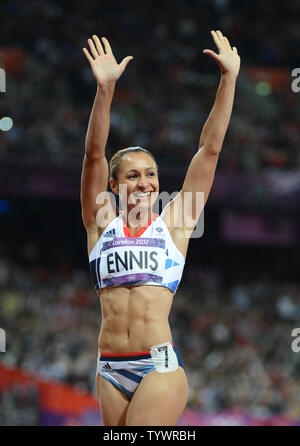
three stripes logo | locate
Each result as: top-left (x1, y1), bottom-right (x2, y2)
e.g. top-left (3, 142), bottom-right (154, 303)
top-left (104, 229), bottom-right (116, 238)
top-left (101, 363), bottom-right (115, 374)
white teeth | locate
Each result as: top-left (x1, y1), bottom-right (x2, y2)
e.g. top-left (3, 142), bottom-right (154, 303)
top-left (134, 192), bottom-right (151, 197)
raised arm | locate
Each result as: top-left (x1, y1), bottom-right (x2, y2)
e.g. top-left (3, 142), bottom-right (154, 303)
top-left (199, 31), bottom-right (240, 153)
top-left (162, 30), bottom-right (240, 234)
top-left (81, 35), bottom-right (133, 232)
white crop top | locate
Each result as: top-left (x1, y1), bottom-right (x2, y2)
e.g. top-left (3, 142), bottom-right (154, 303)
top-left (89, 212), bottom-right (185, 295)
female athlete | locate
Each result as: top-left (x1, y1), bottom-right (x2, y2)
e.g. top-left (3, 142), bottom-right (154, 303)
top-left (81, 31), bottom-right (240, 426)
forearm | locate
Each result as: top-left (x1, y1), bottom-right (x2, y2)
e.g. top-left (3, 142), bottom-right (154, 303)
top-left (199, 73), bottom-right (237, 154)
top-left (85, 82), bottom-right (115, 159)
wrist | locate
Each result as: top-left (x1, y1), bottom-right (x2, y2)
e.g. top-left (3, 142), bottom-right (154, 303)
top-left (97, 81), bottom-right (116, 94)
top-left (221, 72), bottom-right (238, 82)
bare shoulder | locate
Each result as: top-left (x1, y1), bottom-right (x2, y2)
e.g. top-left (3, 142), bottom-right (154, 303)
top-left (168, 226), bottom-right (191, 260)
top-left (160, 190), bottom-right (186, 231)
top-left (160, 192), bottom-right (190, 259)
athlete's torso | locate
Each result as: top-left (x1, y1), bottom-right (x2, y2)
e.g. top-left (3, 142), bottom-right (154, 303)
top-left (86, 209), bottom-right (190, 353)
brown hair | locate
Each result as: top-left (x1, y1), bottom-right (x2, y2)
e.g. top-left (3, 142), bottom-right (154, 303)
top-left (109, 146), bottom-right (158, 181)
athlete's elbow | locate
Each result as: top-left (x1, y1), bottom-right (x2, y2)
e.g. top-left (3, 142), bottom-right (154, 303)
top-left (202, 143), bottom-right (222, 156)
top-left (84, 149), bottom-right (103, 162)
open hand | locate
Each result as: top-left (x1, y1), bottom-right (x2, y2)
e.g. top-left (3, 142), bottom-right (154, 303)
top-left (83, 35), bottom-right (133, 87)
top-left (203, 30), bottom-right (240, 78)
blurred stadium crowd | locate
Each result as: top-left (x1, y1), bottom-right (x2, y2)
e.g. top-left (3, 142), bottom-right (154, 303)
top-left (0, 380), bottom-right (39, 426)
top-left (0, 0), bottom-right (300, 171)
top-left (0, 250), bottom-right (299, 424)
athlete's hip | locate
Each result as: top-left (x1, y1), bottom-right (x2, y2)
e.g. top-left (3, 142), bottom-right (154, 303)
top-left (96, 341), bottom-right (186, 399)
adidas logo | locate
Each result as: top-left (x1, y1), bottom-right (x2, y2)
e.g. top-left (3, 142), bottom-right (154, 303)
top-left (101, 363), bottom-right (115, 374)
top-left (104, 229), bottom-right (116, 238)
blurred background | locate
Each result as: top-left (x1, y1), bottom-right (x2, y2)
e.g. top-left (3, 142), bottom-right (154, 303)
top-left (0, 0), bottom-right (300, 426)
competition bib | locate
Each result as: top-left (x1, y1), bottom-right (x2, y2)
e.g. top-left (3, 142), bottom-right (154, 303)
top-left (100, 237), bottom-right (166, 287)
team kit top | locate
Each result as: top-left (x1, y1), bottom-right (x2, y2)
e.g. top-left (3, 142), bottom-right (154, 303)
top-left (89, 212), bottom-right (186, 295)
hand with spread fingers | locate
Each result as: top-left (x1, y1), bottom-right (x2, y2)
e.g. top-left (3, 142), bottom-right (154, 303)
top-left (83, 35), bottom-right (133, 87)
top-left (203, 30), bottom-right (240, 78)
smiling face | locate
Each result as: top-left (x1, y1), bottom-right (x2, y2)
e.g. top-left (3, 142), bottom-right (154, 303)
top-left (110, 151), bottom-right (159, 215)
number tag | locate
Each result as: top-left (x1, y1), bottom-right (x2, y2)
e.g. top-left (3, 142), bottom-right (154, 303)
top-left (150, 342), bottom-right (178, 373)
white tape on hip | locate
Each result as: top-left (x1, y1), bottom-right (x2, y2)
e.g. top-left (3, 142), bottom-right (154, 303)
top-left (150, 341), bottom-right (178, 373)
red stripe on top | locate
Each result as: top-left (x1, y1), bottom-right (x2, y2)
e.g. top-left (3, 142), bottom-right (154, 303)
top-left (121, 212), bottom-right (159, 237)
top-left (101, 350), bottom-right (151, 358)
top-left (100, 342), bottom-right (174, 358)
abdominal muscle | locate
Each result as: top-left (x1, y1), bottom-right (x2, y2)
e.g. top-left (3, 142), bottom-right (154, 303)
top-left (97, 284), bottom-right (174, 354)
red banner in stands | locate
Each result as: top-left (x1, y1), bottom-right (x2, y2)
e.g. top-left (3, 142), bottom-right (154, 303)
top-left (0, 363), bottom-right (99, 415)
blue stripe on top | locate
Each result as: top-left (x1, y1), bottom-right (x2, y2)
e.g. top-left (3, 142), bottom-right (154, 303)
top-left (100, 353), bottom-right (152, 362)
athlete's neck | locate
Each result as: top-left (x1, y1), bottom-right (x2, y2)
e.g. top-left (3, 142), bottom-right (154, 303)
top-left (121, 209), bottom-right (157, 236)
